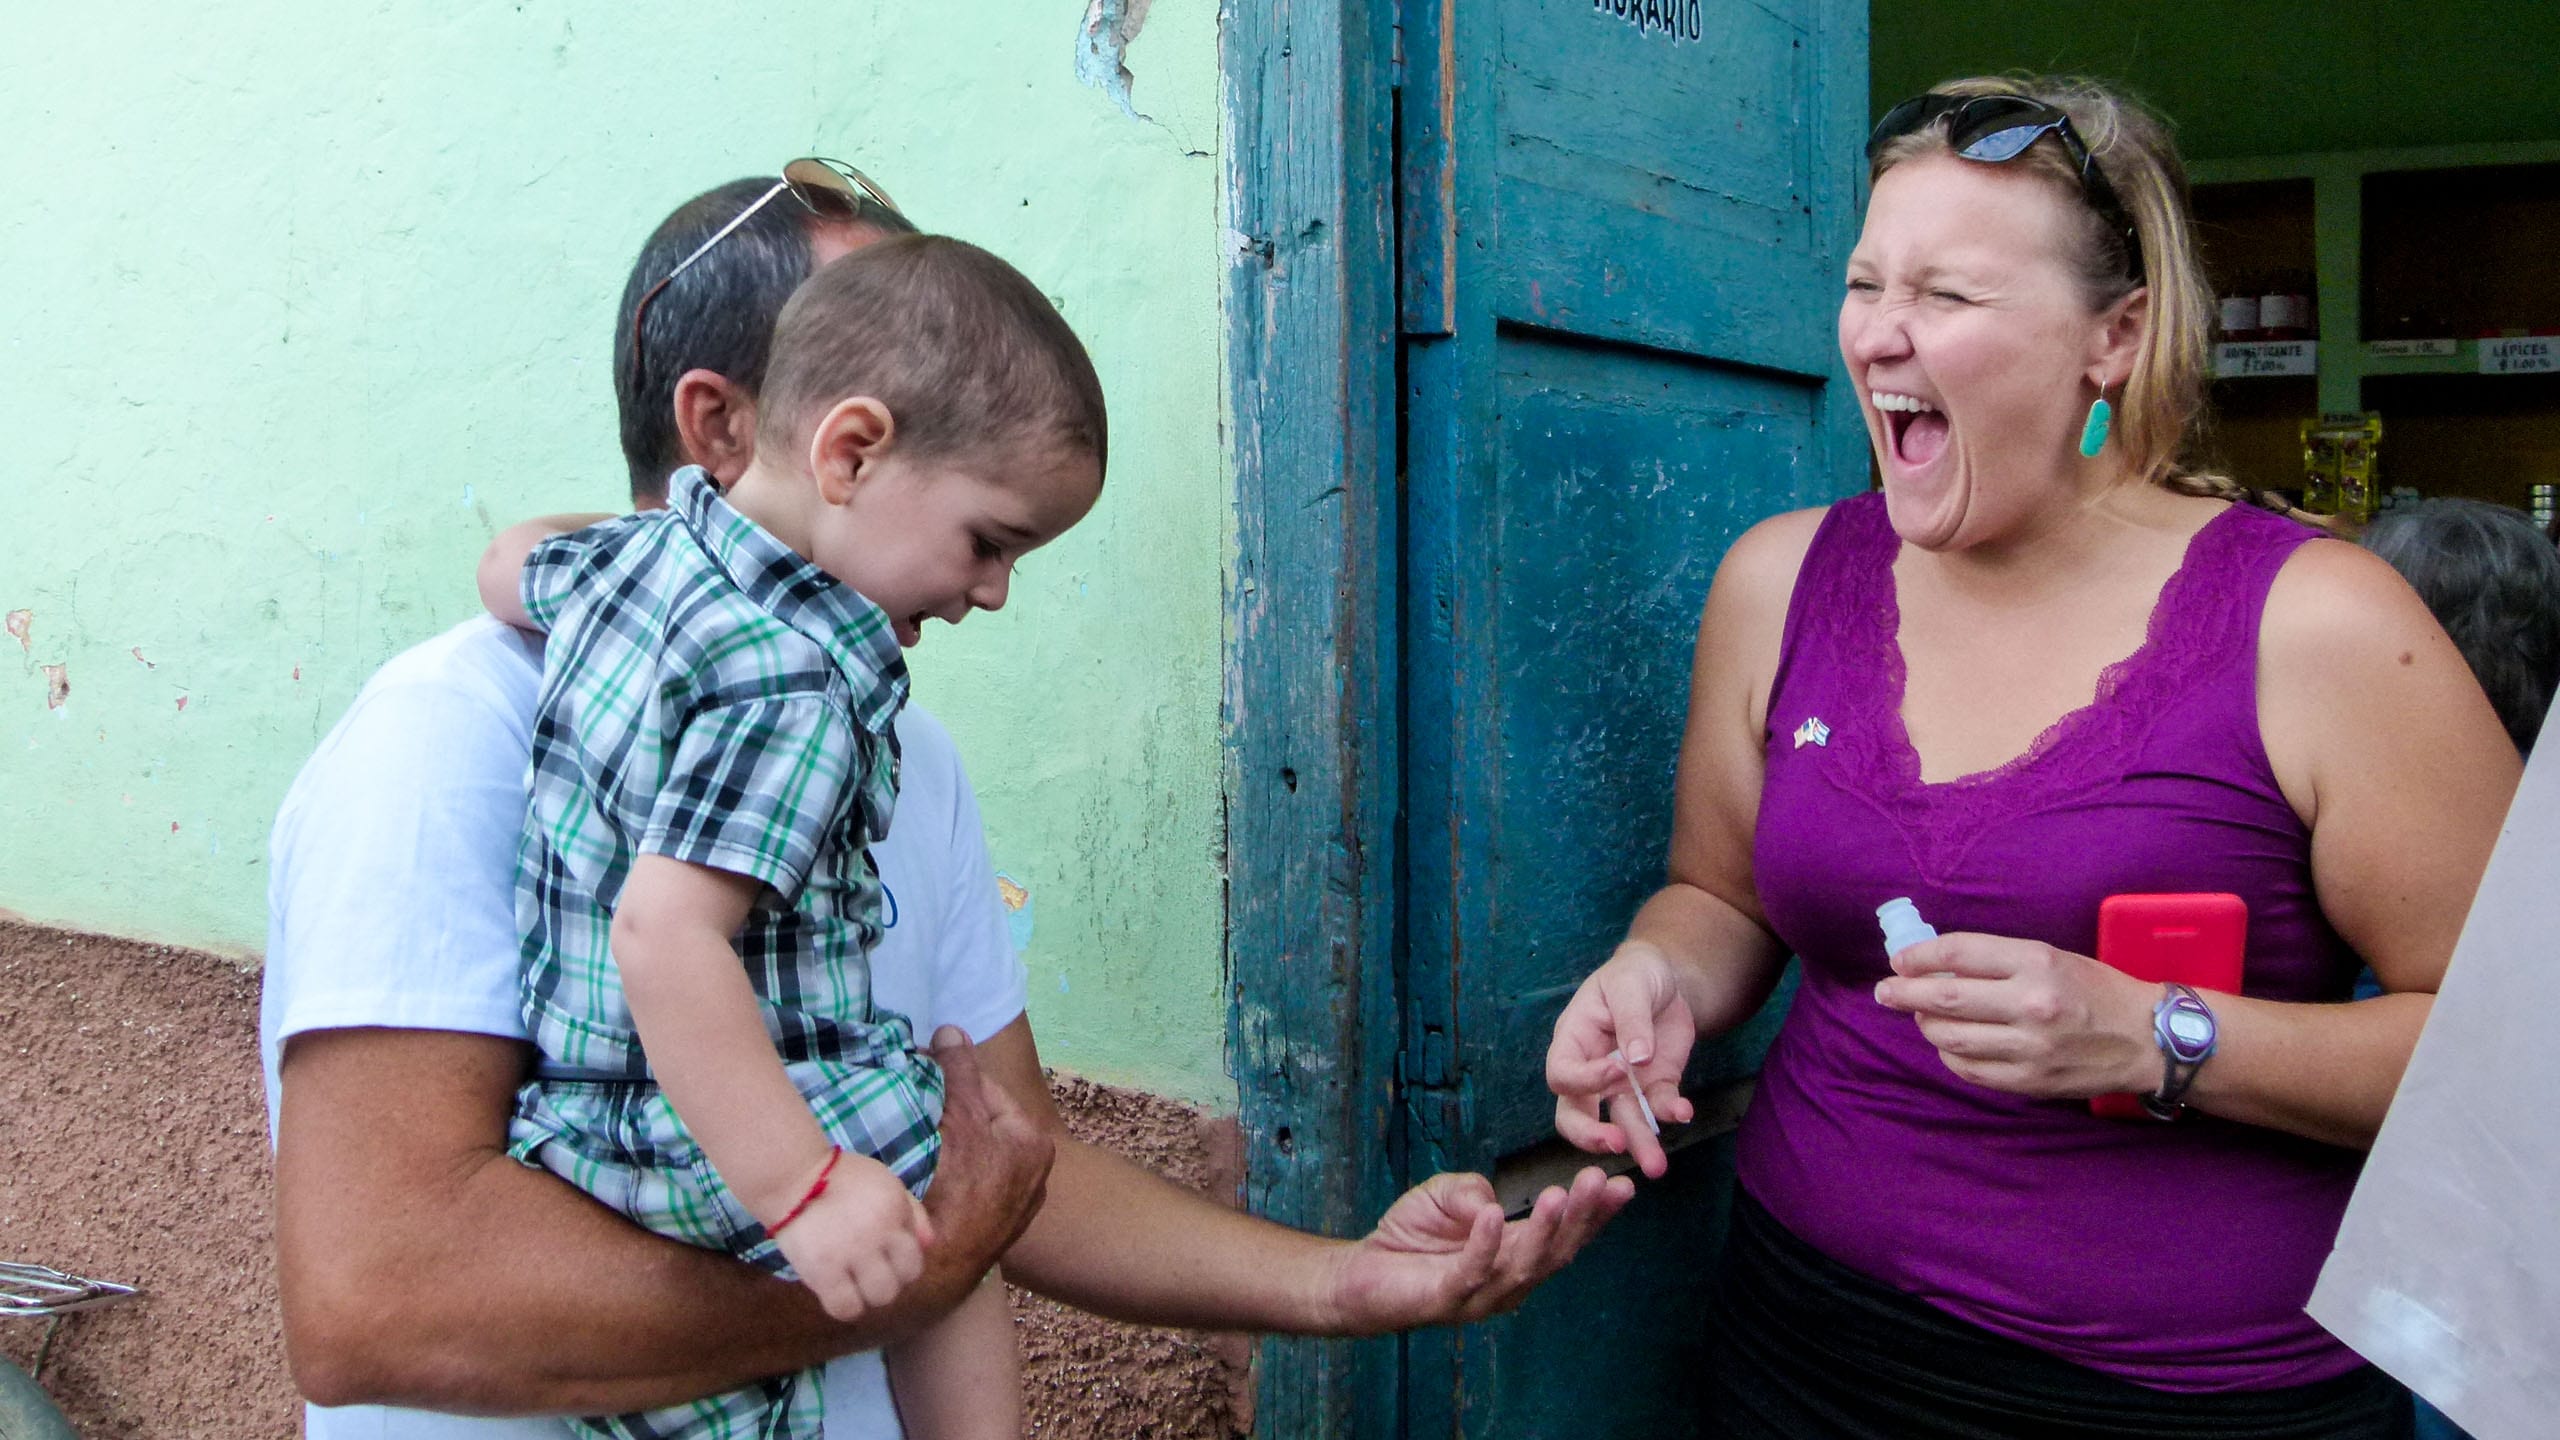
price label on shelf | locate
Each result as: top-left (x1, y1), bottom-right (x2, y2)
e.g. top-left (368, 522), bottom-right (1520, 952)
top-left (2368, 339), bottom-right (2459, 359)
top-left (2479, 337), bottom-right (2560, 375)
top-left (2214, 341), bottom-right (2317, 378)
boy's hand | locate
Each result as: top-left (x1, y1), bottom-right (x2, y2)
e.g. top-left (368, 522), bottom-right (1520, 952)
top-left (770, 1152), bottom-right (936, 1322)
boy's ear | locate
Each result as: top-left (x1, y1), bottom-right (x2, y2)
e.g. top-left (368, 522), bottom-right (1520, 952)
top-left (809, 396), bottom-right (897, 506)
top-left (671, 370), bottom-right (760, 487)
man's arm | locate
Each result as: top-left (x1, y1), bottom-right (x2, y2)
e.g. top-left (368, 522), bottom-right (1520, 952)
top-left (977, 1018), bottom-right (1630, 1335)
top-left (274, 1024), bottom-right (1050, 1414)
top-left (476, 513), bottom-right (613, 631)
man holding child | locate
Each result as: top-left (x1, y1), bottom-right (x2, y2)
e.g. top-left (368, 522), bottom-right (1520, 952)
top-left (262, 162), bottom-right (1628, 1438)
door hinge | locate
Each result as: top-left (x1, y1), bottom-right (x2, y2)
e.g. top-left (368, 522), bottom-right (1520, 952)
top-left (1389, 0), bottom-right (1406, 90)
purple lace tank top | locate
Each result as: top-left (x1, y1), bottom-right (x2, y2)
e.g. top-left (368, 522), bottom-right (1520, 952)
top-left (1741, 491), bottom-right (2367, 1393)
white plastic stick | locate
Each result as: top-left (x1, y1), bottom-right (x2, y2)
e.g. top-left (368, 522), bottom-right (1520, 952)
top-left (1611, 1048), bottom-right (1661, 1135)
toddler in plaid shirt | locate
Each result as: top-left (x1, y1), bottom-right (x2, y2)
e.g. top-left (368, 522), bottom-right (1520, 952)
top-left (479, 235), bottom-right (1106, 1440)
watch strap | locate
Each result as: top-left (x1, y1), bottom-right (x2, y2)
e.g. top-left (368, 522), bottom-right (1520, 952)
top-left (2142, 982), bottom-right (2218, 1121)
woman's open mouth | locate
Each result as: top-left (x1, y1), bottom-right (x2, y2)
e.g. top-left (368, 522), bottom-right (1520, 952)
top-left (1873, 390), bottom-right (1948, 472)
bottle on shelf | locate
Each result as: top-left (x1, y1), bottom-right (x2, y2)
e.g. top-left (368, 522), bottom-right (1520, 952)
top-left (2259, 271), bottom-right (2316, 342)
top-left (2218, 288), bottom-right (2263, 343)
top-left (2301, 412), bottom-right (2383, 524)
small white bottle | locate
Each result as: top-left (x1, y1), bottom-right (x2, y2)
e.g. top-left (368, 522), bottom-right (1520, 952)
top-left (1876, 897), bottom-right (1938, 958)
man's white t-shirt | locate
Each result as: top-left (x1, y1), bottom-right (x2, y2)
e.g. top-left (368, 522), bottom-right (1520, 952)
top-left (260, 617), bottom-right (1028, 1440)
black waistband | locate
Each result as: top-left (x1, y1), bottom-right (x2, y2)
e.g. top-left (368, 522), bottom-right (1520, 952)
top-left (1702, 1188), bottom-right (2412, 1440)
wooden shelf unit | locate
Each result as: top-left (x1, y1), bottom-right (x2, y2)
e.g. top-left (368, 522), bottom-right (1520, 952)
top-left (2191, 142), bottom-right (2560, 510)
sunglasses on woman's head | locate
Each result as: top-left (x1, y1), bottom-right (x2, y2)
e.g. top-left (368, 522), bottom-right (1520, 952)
top-left (1866, 94), bottom-right (2144, 282)
top-left (628, 157), bottom-right (905, 382)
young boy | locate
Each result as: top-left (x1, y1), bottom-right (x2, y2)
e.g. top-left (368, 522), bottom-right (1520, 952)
top-left (479, 234), bottom-right (1106, 1440)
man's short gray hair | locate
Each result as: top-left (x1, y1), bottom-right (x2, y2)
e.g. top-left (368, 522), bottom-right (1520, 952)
top-left (2363, 497), bottom-right (2560, 756)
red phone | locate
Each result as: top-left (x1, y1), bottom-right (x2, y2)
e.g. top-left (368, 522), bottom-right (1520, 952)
top-left (2090, 893), bottom-right (2247, 1119)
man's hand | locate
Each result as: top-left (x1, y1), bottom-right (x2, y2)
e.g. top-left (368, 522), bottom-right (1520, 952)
top-left (1322, 1166), bottom-right (1633, 1335)
top-left (749, 1024), bottom-right (1060, 1327)
top-left (917, 1025), bottom-right (1053, 1277)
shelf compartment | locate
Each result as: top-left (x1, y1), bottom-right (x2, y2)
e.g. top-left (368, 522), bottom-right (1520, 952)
top-left (2361, 372), bottom-right (2560, 511)
top-left (2364, 162), bottom-right (2560, 341)
top-left (2205, 375), bottom-right (2320, 496)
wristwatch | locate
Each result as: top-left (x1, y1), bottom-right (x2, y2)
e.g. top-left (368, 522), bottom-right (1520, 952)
top-left (2142, 982), bottom-right (2218, 1121)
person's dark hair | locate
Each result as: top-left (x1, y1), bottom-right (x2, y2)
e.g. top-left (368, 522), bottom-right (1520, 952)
top-left (613, 177), bottom-right (915, 505)
top-left (758, 233), bottom-right (1108, 481)
top-left (2362, 497), bottom-right (2560, 756)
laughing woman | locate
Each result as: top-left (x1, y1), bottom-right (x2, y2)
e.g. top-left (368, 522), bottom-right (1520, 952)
top-left (1544, 77), bottom-right (2519, 1440)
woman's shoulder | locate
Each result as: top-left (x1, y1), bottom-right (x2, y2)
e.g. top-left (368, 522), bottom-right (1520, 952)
top-left (2261, 533), bottom-right (2435, 662)
top-left (1713, 501), bottom-right (1848, 608)
top-left (1697, 503), bottom-right (1850, 709)
top-left (2257, 533), bottom-right (2497, 763)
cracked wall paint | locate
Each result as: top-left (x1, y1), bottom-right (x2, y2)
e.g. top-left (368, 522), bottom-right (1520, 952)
top-left (6, 611), bottom-right (29, 655)
top-left (1074, 0), bottom-right (1154, 120)
top-left (995, 872), bottom-right (1037, 955)
top-left (3, 0), bottom-right (1231, 1104)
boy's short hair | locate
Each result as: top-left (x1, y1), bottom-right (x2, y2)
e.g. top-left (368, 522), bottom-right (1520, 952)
top-left (758, 234), bottom-right (1108, 480)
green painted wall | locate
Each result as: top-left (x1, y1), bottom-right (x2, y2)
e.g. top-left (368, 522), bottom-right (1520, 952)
top-left (1871, 1), bottom-right (2560, 159)
top-left (0, 1), bottom-right (1232, 1104)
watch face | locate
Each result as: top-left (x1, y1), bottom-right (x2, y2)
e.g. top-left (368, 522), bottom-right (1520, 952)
top-left (2167, 1008), bottom-right (2215, 1056)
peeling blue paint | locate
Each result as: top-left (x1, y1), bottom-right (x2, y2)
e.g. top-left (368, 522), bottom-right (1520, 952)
top-left (1072, 0), bottom-right (1151, 121)
top-left (994, 870), bottom-right (1036, 954)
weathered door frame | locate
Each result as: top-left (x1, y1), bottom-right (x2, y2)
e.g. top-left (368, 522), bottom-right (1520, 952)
top-left (1221, 0), bottom-right (1407, 1434)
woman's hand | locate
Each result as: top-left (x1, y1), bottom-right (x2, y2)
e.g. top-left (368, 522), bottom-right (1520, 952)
top-left (1874, 933), bottom-right (2158, 1099)
top-left (1546, 942), bottom-right (1701, 1177)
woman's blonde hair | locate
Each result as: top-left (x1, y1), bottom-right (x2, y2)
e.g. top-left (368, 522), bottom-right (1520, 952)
top-left (1871, 75), bottom-right (2287, 513)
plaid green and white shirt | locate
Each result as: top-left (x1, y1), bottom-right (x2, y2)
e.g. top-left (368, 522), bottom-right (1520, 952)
top-left (506, 462), bottom-right (942, 1232)
top-left (515, 465), bottom-right (914, 1078)
top-left (503, 467), bottom-right (943, 1440)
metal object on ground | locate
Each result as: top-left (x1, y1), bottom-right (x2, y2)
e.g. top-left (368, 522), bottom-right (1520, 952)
top-left (0, 1265), bottom-right (139, 1319)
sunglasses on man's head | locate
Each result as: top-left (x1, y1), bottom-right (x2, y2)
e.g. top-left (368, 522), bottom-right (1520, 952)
top-left (628, 157), bottom-right (905, 382)
top-left (1866, 94), bottom-right (2144, 281)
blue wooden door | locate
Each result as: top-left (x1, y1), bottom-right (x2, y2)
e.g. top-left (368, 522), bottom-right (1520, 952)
top-left (1396, 0), bottom-right (1867, 1431)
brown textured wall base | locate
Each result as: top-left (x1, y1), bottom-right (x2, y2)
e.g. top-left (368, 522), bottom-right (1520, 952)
top-left (0, 920), bottom-right (291, 1438)
top-left (0, 920), bottom-right (1248, 1438)
top-left (1013, 1075), bottom-right (1252, 1439)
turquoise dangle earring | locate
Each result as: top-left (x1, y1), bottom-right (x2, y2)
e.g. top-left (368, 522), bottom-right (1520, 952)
top-left (2079, 383), bottom-right (2113, 459)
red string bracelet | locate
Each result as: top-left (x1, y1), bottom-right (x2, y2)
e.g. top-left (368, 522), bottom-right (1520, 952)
top-left (767, 1146), bottom-right (843, 1238)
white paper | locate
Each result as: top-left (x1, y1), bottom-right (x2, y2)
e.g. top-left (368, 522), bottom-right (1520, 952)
top-left (2308, 730), bottom-right (2560, 1440)
top-left (2213, 340), bottom-right (2318, 377)
top-left (2478, 337), bottom-right (2560, 375)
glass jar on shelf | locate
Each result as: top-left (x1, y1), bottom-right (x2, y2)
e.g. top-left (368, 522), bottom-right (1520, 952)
top-left (2302, 412), bottom-right (2383, 524)
top-left (2259, 272), bottom-right (2317, 342)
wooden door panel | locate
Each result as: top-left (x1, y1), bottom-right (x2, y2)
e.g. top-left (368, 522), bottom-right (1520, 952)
top-left (1396, 0), bottom-right (1867, 1431)
top-left (1469, 333), bottom-right (1825, 1153)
